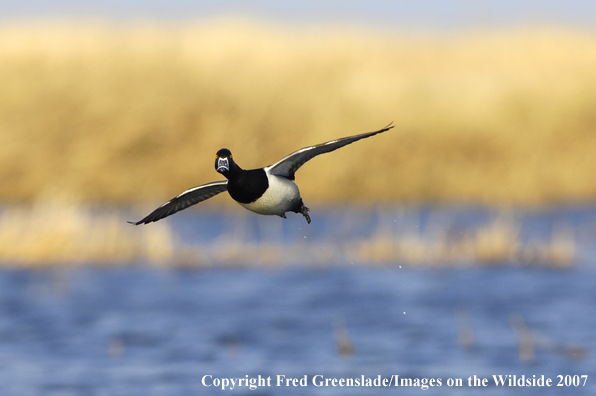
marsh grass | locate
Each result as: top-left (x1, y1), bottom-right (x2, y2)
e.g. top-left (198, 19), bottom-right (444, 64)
top-left (1, 20), bottom-right (596, 205)
top-left (0, 20), bottom-right (592, 265)
top-left (0, 200), bottom-right (173, 266)
top-left (185, 209), bottom-right (574, 268)
top-left (0, 202), bottom-right (576, 267)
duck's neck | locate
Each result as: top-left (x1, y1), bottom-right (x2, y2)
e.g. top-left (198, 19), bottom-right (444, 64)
top-left (221, 162), bottom-right (244, 180)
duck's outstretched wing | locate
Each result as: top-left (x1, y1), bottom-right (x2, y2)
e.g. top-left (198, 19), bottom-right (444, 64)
top-left (265, 124), bottom-right (394, 180)
top-left (128, 180), bottom-right (228, 225)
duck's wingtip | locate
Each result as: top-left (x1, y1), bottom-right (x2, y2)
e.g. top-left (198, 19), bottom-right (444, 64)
top-left (127, 220), bottom-right (140, 226)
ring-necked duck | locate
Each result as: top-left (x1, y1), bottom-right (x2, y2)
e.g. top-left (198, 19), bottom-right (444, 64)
top-left (129, 124), bottom-right (393, 225)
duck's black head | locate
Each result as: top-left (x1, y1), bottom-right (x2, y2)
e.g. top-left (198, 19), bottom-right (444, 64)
top-left (215, 148), bottom-right (240, 177)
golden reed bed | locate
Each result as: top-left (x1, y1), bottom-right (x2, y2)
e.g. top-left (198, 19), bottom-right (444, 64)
top-left (0, 20), bottom-right (592, 266)
top-left (1, 19), bottom-right (596, 206)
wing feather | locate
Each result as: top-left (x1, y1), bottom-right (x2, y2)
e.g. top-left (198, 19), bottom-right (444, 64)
top-left (266, 124), bottom-right (394, 180)
top-left (129, 180), bottom-right (228, 225)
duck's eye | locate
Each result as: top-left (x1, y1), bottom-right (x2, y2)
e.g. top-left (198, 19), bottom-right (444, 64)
top-left (229, 154), bottom-right (233, 159)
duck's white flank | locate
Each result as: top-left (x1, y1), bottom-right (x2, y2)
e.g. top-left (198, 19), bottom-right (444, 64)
top-left (239, 171), bottom-right (300, 216)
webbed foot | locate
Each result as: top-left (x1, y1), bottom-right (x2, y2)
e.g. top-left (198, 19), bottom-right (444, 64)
top-left (300, 204), bottom-right (311, 224)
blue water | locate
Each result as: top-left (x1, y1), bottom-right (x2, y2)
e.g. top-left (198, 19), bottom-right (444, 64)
top-left (0, 266), bottom-right (594, 395)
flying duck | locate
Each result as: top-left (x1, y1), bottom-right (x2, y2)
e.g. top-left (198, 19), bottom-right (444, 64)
top-left (129, 124), bottom-right (393, 225)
